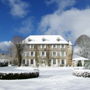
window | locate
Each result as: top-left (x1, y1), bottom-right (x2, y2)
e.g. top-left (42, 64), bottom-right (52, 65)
top-left (53, 59), bottom-right (56, 64)
top-left (31, 51), bottom-right (35, 56)
top-left (62, 45), bottom-right (65, 48)
top-left (30, 45), bottom-right (34, 48)
top-left (41, 51), bottom-right (46, 56)
top-left (28, 38), bottom-right (32, 42)
top-left (53, 45), bottom-right (56, 48)
top-left (41, 45), bottom-right (46, 48)
top-left (31, 51), bottom-right (33, 56)
top-left (42, 52), bottom-right (44, 56)
top-left (60, 45), bottom-right (62, 48)
top-left (57, 38), bottom-right (60, 41)
top-left (64, 45), bottom-right (66, 48)
top-left (31, 59), bottom-right (33, 64)
top-left (52, 51), bottom-right (57, 56)
top-left (62, 45), bottom-right (64, 48)
top-left (60, 51), bottom-right (62, 56)
top-left (61, 60), bottom-right (64, 64)
top-left (60, 51), bottom-right (66, 57)
top-left (24, 52), bottom-right (28, 57)
top-left (52, 45), bottom-right (57, 48)
top-left (22, 59), bottom-right (25, 64)
top-left (64, 52), bottom-right (66, 56)
top-left (42, 38), bottom-right (46, 41)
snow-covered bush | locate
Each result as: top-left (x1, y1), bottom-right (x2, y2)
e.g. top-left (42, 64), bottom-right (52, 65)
top-left (0, 72), bottom-right (39, 79)
top-left (0, 62), bottom-right (8, 67)
top-left (0, 67), bottom-right (39, 79)
top-left (73, 70), bottom-right (90, 77)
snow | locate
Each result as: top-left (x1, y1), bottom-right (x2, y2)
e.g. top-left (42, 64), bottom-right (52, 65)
top-left (23, 35), bottom-right (71, 45)
top-left (0, 67), bottom-right (90, 90)
top-left (0, 66), bottom-right (38, 73)
top-left (73, 55), bottom-right (89, 61)
top-left (73, 68), bottom-right (90, 77)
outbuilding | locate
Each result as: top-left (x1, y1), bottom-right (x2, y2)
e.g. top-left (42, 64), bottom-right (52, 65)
top-left (73, 55), bottom-right (89, 67)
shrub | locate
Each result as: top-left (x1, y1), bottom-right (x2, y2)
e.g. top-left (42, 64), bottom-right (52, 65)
top-left (73, 70), bottom-right (90, 78)
top-left (0, 62), bottom-right (8, 67)
top-left (0, 72), bottom-right (39, 80)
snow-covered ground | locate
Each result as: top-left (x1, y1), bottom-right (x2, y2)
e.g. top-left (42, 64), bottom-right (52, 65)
top-left (0, 66), bottom-right (38, 73)
top-left (0, 67), bottom-right (90, 90)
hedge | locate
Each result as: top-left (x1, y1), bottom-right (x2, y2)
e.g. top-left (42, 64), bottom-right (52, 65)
top-left (0, 72), bottom-right (39, 80)
top-left (73, 70), bottom-right (90, 78)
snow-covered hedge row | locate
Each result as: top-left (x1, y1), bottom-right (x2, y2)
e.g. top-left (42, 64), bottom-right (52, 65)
top-left (73, 70), bottom-right (90, 78)
top-left (0, 62), bottom-right (8, 67)
top-left (0, 72), bottom-right (39, 79)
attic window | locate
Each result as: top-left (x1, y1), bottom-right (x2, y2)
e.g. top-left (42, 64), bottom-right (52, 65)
top-left (42, 38), bottom-right (46, 41)
top-left (57, 38), bottom-right (60, 41)
top-left (28, 38), bottom-right (32, 42)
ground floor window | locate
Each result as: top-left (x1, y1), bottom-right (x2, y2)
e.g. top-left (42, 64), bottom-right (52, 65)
top-left (61, 60), bottom-right (64, 65)
top-left (31, 59), bottom-right (33, 64)
top-left (53, 59), bottom-right (56, 64)
top-left (22, 59), bottom-right (25, 64)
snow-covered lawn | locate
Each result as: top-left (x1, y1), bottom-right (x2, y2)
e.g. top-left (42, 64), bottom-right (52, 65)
top-left (0, 66), bottom-right (38, 73)
top-left (0, 67), bottom-right (90, 90)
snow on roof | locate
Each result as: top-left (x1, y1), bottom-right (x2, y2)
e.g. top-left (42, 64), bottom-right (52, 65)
top-left (73, 55), bottom-right (89, 61)
top-left (23, 35), bottom-right (72, 45)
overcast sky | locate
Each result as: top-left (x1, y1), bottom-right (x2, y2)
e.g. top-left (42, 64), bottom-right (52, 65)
top-left (0, 0), bottom-right (90, 50)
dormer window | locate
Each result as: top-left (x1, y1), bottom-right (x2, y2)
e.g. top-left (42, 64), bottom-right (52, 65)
top-left (57, 38), bottom-right (60, 41)
top-left (28, 38), bottom-right (32, 42)
top-left (42, 38), bottom-right (46, 41)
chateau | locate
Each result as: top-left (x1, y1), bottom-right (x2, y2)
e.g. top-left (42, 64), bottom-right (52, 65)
top-left (22, 35), bottom-right (73, 67)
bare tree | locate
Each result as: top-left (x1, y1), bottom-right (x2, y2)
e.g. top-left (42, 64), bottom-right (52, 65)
top-left (11, 36), bottom-right (25, 66)
top-left (75, 35), bottom-right (90, 59)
